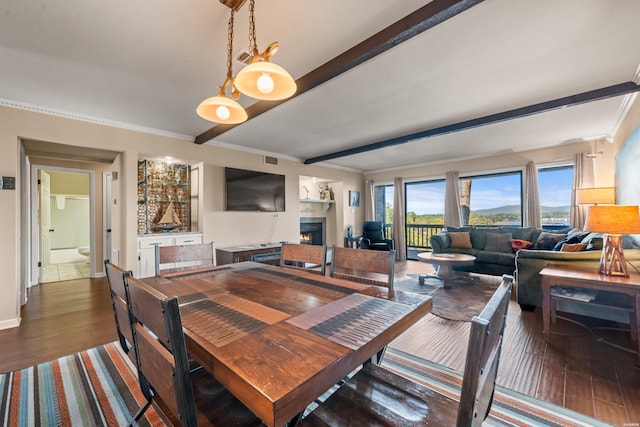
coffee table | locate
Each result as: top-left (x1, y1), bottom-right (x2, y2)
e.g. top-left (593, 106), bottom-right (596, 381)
top-left (417, 252), bottom-right (477, 288)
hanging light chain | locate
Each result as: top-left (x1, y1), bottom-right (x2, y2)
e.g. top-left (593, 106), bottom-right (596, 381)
top-left (226, 9), bottom-right (235, 79)
top-left (248, 0), bottom-right (258, 55)
top-left (217, 9), bottom-right (241, 99)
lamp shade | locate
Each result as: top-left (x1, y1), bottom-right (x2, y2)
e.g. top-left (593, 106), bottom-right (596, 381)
top-left (235, 61), bottom-right (297, 101)
top-left (196, 95), bottom-right (247, 124)
top-left (583, 205), bottom-right (640, 234)
top-left (576, 187), bottom-right (616, 205)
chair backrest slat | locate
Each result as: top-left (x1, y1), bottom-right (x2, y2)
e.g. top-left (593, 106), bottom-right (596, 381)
top-left (155, 242), bottom-right (216, 276)
top-left (330, 246), bottom-right (395, 289)
top-left (104, 260), bottom-right (134, 354)
top-left (280, 243), bottom-right (327, 275)
top-left (126, 276), bottom-right (198, 426)
top-left (456, 274), bottom-right (513, 427)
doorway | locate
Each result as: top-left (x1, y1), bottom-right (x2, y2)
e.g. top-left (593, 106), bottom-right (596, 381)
top-left (31, 165), bottom-right (95, 285)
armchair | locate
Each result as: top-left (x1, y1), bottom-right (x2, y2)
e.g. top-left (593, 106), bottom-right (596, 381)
top-left (360, 221), bottom-right (394, 251)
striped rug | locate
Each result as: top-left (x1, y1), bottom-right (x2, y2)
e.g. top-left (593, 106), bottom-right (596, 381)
top-left (382, 347), bottom-right (612, 427)
top-left (0, 342), bottom-right (162, 426)
top-left (1, 342), bottom-right (611, 426)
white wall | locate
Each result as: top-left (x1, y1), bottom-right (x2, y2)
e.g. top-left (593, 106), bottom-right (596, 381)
top-left (0, 105), bottom-right (364, 328)
top-left (366, 138), bottom-right (618, 190)
top-left (50, 197), bottom-right (90, 249)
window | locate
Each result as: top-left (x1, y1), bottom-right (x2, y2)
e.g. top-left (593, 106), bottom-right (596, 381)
top-left (405, 180), bottom-right (446, 254)
top-left (538, 165), bottom-right (573, 230)
top-left (405, 180), bottom-right (445, 225)
top-left (373, 184), bottom-right (394, 224)
top-left (462, 171), bottom-right (523, 226)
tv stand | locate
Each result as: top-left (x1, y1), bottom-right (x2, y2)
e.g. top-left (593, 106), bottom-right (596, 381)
top-left (216, 243), bottom-right (282, 265)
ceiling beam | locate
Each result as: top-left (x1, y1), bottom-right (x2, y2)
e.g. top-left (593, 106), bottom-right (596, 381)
top-left (303, 82), bottom-right (640, 165)
top-left (194, 0), bottom-right (484, 145)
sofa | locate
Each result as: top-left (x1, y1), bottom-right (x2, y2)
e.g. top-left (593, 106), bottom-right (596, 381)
top-left (515, 238), bottom-right (640, 322)
top-left (431, 226), bottom-right (640, 323)
top-left (429, 225), bottom-right (542, 276)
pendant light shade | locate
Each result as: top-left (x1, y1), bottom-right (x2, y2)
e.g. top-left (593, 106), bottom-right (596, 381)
top-left (235, 61), bottom-right (297, 101)
top-left (196, 7), bottom-right (247, 124)
top-left (235, 0), bottom-right (297, 101)
top-left (196, 95), bottom-right (248, 124)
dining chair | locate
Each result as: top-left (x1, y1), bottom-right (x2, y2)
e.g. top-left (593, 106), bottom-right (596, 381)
top-left (154, 242), bottom-right (216, 276)
top-left (330, 246), bottom-right (396, 289)
top-left (104, 260), bottom-right (134, 356)
top-left (299, 275), bottom-right (514, 427)
top-left (124, 275), bottom-right (262, 427)
top-left (280, 243), bottom-right (327, 275)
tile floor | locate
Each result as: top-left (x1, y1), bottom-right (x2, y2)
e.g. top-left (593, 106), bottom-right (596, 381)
top-left (41, 249), bottom-right (91, 283)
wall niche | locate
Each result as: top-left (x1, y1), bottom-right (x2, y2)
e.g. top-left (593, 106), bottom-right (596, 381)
top-left (137, 159), bottom-right (191, 234)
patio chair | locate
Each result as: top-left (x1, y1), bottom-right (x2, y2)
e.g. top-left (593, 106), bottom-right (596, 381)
top-left (300, 275), bottom-right (513, 427)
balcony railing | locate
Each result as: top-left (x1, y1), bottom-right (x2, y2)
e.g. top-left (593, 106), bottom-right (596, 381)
top-left (383, 223), bottom-right (445, 251)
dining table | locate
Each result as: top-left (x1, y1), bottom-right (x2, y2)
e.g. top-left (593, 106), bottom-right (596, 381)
top-left (142, 261), bottom-right (432, 427)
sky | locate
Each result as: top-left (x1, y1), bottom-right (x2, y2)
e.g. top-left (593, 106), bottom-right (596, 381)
top-left (392, 167), bottom-right (573, 215)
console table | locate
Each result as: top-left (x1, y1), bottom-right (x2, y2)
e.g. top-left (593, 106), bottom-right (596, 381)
top-left (216, 243), bottom-right (282, 265)
top-left (539, 265), bottom-right (640, 363)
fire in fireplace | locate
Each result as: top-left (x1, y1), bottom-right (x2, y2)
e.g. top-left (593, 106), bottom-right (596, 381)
top-left (300, 217), bottom-right (325, 246)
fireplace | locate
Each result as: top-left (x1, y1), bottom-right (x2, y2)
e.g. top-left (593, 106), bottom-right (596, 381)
top-left (300, 217), bottom-right (326, 246)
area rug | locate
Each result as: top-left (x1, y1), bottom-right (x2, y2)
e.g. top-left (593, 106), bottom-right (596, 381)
top-left (382, 348), bottom-right (610, 427)
top-left (394, 273), bottom-right (501, 321)
top-left (0, 342), bottom-right (162, 426)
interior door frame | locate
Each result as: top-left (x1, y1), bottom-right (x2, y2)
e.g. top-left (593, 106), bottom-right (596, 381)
top-left (30, 164), bottom-right (96, 285)
top-left (102, 171), bottom-right (113, 265)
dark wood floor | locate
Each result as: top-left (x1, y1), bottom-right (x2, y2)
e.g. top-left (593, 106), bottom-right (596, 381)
top-left (1, 261), bottom-right (639, 426)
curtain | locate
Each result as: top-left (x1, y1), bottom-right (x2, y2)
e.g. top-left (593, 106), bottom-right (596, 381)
top-left (570, 153), bottom-right (595, 229)
top-left (364, 180), bottom-right (374, 222)
top-left (523, 161), bottom-right (541, 228)
top-left (444, 171), bottom-right (462, 227)
top-left (392, 177), bottom-right (406, 261)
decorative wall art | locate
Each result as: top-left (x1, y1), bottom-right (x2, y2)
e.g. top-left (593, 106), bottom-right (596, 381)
top-left (349, 190), bottom-right (360, 207)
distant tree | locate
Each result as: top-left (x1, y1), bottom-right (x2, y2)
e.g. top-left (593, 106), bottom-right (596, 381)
top-left (460, 179), bottom-right (472, 225)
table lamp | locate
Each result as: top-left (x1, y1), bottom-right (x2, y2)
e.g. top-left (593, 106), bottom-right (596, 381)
top-left (583, 205), bottom-right (640, 277)
top-left (576, 187), bottom-right (615, 205)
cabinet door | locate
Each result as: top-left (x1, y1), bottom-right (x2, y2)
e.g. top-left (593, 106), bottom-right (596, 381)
top-left (138, 248), bottom-right (156, 278)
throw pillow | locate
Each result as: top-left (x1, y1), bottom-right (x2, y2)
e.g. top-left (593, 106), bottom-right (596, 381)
top-left (552, 234), bottom-right (584, 251)
top-left (484, 232), bottom-right (513, 253)
top-left (500, 226), bottom-right (536, 241)
top-left (561, 243), bottom-right (587, 252)
top-left (585, 237), bottom-right (603, 251)
top-left (532, 232), bottom-right (567, 250)
top-left (449, 232), bottom-right (472, 248)
top-left (510, 239), bottom-right (533, 253)
top-left (471, 227), bottom-right (499, 249)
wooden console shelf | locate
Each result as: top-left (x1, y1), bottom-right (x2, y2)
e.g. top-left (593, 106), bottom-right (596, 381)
top-left (216, 243), bottom-right (282, 265)
top-left (539, 264), bottom-right (640, 364)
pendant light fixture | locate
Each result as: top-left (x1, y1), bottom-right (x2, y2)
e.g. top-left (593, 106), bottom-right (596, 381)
top-left (197, 9), bottom-right (248, 124)
top-left (234, 0), bottom-right (297, 101)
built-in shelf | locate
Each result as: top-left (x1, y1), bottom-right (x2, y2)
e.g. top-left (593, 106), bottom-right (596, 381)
top-left (300, 198), bottom-right (335, 212)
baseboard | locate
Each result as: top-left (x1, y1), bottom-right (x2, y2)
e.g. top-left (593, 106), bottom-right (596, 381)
top-left (0, 316), bottom-right (21, 331)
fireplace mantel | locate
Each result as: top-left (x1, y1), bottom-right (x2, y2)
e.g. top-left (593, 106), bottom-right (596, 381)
top-left (300, 198), bottom-right (335, 213)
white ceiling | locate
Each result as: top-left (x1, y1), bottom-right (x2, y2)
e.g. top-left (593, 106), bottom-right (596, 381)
top-left (2, 0), bottom-right (639, 172)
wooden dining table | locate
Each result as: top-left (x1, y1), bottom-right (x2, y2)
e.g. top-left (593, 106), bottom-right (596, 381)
top-left (142, 261), bottom-right (432, 427)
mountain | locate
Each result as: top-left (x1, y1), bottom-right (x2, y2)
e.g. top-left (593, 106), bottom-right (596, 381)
top-left (474, 205), bottom-right (570, 215)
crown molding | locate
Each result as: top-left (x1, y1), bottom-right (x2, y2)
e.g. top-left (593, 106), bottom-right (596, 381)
top-left (0, 98), bottom-right (194, 142)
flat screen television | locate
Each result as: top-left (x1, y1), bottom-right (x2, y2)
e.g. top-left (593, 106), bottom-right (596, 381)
top-left (225, 167), bottom-right (286, 212)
